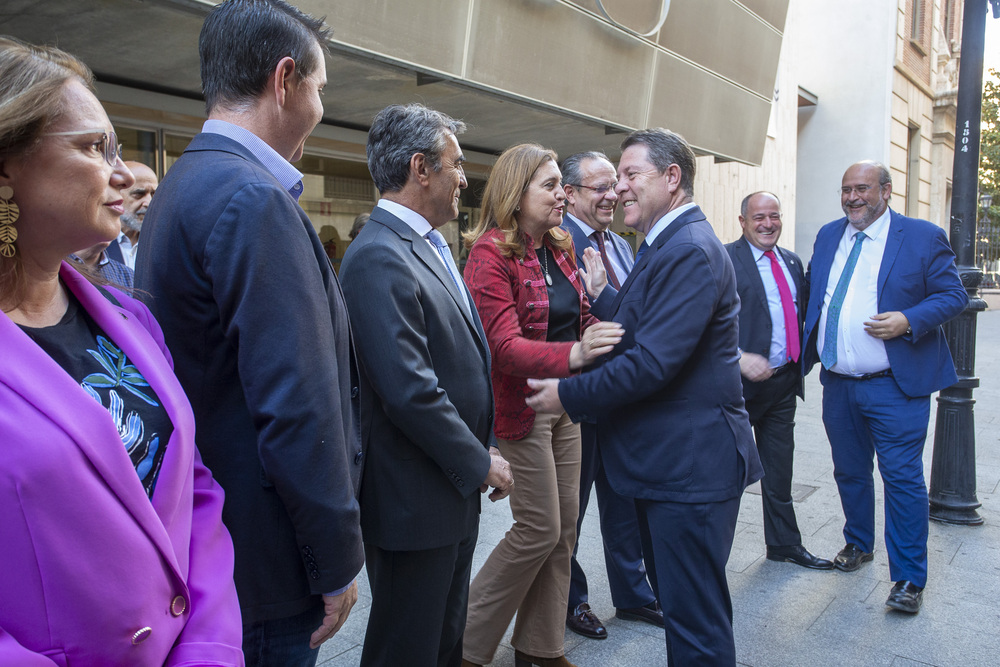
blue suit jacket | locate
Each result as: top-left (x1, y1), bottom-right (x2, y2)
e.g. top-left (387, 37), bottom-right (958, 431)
top-left (559, 205), bottom-right (763, 503)
top-left (135, 132), bottom-right (364, 623)
top-left (726, 236), bottom-right (806, 401)
top-left (559, 214), bottom-right (635, 301)
top-left (802, 209), bottom-right (967, 397)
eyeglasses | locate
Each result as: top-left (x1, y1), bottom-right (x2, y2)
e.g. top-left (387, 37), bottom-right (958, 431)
top-left (751, 212), bottom-right (782, 222)
top-left (569, 182), bottom-right (617, 195)
top-left (44, 129), bottom-right (123, 167)
top-left (839, 184), bottom-right (881, 196)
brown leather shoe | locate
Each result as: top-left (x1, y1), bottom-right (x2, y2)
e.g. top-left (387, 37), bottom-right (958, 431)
top-left (566, 602), bottom-right (607, 639)
top-left (513, 650), bottom-right (577, 667)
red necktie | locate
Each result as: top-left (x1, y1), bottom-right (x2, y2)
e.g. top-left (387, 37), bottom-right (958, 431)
top-left (593, 232), bottom-right (621, 290)
top-left (764, 250), bottom-right (799, 362)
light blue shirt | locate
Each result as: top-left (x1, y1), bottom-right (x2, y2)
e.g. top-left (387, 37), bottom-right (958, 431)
top-left (564, 212), bottom-right (629, 285)
top-left (202, 119), bottom-right (305, 201)
top-left (642, 202), bottom-right (698, 247)
top-left (748, 244), bottom-right (798, 368)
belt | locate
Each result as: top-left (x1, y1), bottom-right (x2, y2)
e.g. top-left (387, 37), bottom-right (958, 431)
top-left (831, 368), bottom-right (893, 381)
top-left (771, 362), bottom-right (796, 377)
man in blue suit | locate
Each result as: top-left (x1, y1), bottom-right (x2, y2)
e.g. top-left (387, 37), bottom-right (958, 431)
top-left (529, 129), bottom-right (762, 665)
top-left (802, 161), bottom-right (967, 614)
top-left (558, 151), bottom-right (660, 640)
top-left (136, 1), bottom-right (364, 663)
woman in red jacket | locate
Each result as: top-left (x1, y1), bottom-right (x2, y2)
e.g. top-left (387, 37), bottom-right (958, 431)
top-left (461, 144), bottom-right (622, 667)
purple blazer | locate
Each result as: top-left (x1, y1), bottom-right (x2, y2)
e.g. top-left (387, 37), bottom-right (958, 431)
top-left (0, 263), bottom-right (243, 666)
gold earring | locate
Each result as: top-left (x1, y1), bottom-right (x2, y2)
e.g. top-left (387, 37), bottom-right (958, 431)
top-left (0, 185), bottom-right (18, 258)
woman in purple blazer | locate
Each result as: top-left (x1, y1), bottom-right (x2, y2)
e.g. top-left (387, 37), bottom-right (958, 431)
top-left (0, 37), bottom-right (243, 666)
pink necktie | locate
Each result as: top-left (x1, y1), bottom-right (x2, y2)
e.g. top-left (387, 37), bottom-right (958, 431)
top-left (764, 250), bottom-right (799, 362)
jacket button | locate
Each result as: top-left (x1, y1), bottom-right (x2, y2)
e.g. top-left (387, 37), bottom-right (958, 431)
top-left (311, 572), bottom-right (320, 580)
top-left (527, 303), bottom-right (535, 310)
top-left (354, 450), bottom-right (363, 465)
top-left (303, 546), bottom-right (313, 556)
top-left (131, 627), bottom-right (152, 645)
top-left (171, 595), bottom-right (187, 617)
top-left (457, 480), bottom-right (464, 487)
top-left (351, 386), bottom-right (359, 399)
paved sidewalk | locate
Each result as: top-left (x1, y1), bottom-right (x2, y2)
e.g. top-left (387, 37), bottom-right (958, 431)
top-left (319, 309), bottom-right (1000, 666)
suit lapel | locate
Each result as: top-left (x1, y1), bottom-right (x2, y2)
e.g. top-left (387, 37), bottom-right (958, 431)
top-left (610, 206), bottom-right (705, 314)
top-left (0, 265), bottom-right (186, 579)
top-left (371, 208), bottom-right (488, 350)
top-left (734, 238), bottom-right (769, 314)
top-left (878, 212), bottom-right (904, 301)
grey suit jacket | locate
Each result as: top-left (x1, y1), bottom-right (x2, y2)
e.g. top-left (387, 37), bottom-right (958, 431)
top-left (339, 205), bottom-right (495, 551)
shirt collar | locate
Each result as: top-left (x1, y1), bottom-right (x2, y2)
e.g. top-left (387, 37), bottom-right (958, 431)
top-left (565, 211), bottom-right (605, 239)
top-left (377, 198), bottom-right (434, 238)
top-left (202, 119), bottom-right (305, 200)
top-left (643, 201), bottom-right (698, 246)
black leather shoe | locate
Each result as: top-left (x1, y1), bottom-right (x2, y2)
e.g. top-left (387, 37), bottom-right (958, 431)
top-left (766, 544), bottom-right (835, 570)
top-left (834, 543), bottom-right (874, 572)
top-left (886, 580), bottom-right (923, 614)
top-left (614, 600), bottom-right (664, 628)
top-left (566, 602), bottom-right (607, 639)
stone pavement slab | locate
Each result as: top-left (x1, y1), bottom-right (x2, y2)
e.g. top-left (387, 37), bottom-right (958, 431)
top-left (319, 310), bottom-right (1000, 666)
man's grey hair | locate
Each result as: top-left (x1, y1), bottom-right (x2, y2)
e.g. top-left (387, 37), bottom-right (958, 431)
top-left (120, 211), bottom-right (142, 234)
top-left (854, 160), bottom-right (892, 187)
top-left (560, 151), bottom-right (611, 187)
top-left (620, 128), bottom-right (696, 195)
top-left (367, 103), bottom-right (466, 194)
top-left (740, 191), bottom-right (781, 218)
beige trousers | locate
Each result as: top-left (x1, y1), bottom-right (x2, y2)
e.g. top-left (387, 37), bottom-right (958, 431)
top-left (463, 412), bottom-right (581, 663)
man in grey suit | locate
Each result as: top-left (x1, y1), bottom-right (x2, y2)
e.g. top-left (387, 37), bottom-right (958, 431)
top-left (726, 192), bottom-right (833, 570)
top-left (559, 151), bottom-right (660, 639)
top-left (339, 103), bottom-right (513, 667)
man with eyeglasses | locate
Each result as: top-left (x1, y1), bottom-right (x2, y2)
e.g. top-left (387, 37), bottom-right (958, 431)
top-left (558, 151), bottom-right (661, 640)
top-left (726, 192), bottom-right (832, 571)
top-left (802, 161), bottom-right (966, 614)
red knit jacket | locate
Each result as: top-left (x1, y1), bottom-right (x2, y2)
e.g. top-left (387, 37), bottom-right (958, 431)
top-left (464, 228), bottom-right (598, 440)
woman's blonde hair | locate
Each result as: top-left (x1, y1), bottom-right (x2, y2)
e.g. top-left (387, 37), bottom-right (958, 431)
top-left (463, 143), bottom-right (572, 258)
top-left (0, 36), bottom-right (95, 310)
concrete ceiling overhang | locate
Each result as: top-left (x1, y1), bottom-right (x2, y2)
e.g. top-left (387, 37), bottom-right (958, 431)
top-left (1, 0), bottom-right (787, 166)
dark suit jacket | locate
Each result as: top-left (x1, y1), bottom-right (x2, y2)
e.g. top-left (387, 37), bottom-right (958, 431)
top-left (339, 206), bottom-right (495, 551)
top-left (560, 214), bottom-right (635, 301)
top-left (135, 132), bottom-right (364, 624)
top-left (559, 205), bottom-right (763, 503)
top-left (802, 209), bottom-right (967, 397)
top-left (726, 236), bottom-right (805, 401)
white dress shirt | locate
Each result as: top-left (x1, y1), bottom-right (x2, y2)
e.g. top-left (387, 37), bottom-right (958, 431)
top-left (817, 207), bottom-right (892, 376)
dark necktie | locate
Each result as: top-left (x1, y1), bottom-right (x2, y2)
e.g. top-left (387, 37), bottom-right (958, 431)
top-left (635, 240), bottom-right (649, 264)
top-left (593, 231), bottom-right (621, 290)
top-left (821, 231), bottom-right (867, 369)
top-left (763, 250), bottom-right (799, 362)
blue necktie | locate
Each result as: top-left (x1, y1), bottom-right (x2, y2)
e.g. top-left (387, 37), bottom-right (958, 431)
top-left (635, 240), bottom-right (650, 263)
top-left (821, 231), bottom-right (867, 369)
top-left (426, 229), bottom-right (470, 315)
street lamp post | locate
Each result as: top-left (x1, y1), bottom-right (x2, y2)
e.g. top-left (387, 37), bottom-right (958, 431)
top-left (928, 0), bottom-right (999, 525)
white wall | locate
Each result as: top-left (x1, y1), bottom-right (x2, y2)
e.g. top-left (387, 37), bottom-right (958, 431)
top-left (790, 0), bottom-right (898, 259)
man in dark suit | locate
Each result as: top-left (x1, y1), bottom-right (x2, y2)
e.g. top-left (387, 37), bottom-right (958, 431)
top-left (339, 103), bottom-right (513, 667)
top-left (135, 1), bottom-right (364, 663)
top-left (727, 191), bottom-right (833, 570)
top-left (803, 161), bottom-right (966, 614)
top-left (558, 151), bottom-right (660, 640)
top-left (528, 129), bottom-right (763, 665)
